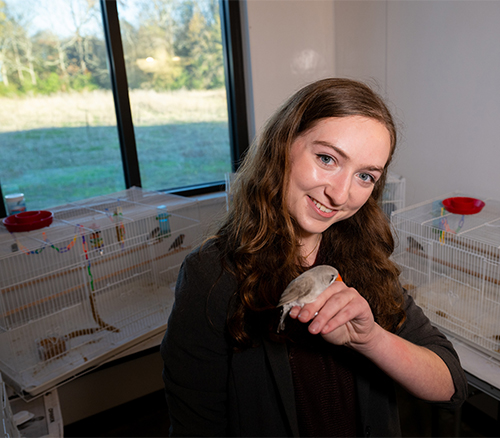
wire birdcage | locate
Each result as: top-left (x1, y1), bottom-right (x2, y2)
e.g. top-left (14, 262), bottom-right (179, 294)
top-left (380, 172), bottom-right (406, 218)
top-left (0, 188), bottom-right (201, 397)
top-left (391, 193), bottom-right (500, 359)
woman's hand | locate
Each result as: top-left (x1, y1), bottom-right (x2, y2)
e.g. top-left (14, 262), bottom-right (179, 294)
top-left (289, 281), bottom-right (456, 402)
top-left (288, 280), bottom-right (377, 347)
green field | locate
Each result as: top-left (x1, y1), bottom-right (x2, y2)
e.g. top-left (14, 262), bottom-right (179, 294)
top-left (0, 89), bottom-right (231, 210)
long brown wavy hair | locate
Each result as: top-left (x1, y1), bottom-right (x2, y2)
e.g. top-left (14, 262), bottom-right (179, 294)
top-left (215, 78), bottom-right (405, 349)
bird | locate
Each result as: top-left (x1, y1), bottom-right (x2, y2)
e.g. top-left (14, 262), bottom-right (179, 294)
top-left (277, 265), bottom-right (339, 332)
top-left (407, 236), bottom-right (425, 252)
top-left (168, 234), bottom-right (185, 251)
top-left (149, 226), bottom-right (160, 240)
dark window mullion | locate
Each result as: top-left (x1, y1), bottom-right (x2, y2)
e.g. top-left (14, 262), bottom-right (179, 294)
top-left (100, 0), bottom-right (142, 188)
top-left (221, 0), bottom-right (250, 172)
top-left (0, 184), bottom-right (7, 218)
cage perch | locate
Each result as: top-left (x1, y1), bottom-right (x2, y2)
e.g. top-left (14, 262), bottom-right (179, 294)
top-left (407, 245), bottom-right (500, 286)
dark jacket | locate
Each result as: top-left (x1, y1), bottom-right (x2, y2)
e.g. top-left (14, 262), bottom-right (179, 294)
top-left (161, 243), bottom-right (467, 437)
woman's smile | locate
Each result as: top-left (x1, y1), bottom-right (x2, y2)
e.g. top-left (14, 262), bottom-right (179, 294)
top-left (308, 195), bottom-right (336, 216)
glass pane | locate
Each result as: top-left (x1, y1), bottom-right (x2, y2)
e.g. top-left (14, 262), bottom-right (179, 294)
top-left (0, 0), bottom-right (125, 212)
top-left (117, 0), bottom-right (232, 191)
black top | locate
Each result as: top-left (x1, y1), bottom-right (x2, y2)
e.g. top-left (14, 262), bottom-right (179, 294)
top-left (289, 327), bottom-right (357, 437)
top-left (161, 241), bottom-right (468, 437)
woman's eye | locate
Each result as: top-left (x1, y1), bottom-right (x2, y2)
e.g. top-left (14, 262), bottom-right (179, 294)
top-left (317, 154), bottom-right (334, 165)
top-left (358, 172), bottom-right (375, 183)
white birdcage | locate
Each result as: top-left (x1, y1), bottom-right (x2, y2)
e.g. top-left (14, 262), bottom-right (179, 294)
top-left (0, 188), bottom-right (201, 397)
top-left (391, 192), bottom-right (500, 359)
top-left (380, 172), bottom-right (406, 218)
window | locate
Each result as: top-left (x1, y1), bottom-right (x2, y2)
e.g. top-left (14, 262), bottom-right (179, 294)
top-left (0, 0), bottom-right (247, 217)
top-left (117, 0), bottom-right (231, 191)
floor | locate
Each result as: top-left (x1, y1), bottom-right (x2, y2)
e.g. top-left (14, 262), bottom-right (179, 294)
top-left (397, 385), bottom-right (499, 437)
top-left (63, 386), bottom-right (499, 437)
top-left (64, 390), bottom-right (170, 438)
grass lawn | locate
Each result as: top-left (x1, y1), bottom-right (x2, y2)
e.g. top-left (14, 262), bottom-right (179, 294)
top-left (0, 89), bottom-right (231, 210)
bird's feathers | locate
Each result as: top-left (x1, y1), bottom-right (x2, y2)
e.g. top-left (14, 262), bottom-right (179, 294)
top-left (277, 265), bottom-right (339, 331)
top-left (168, 234), bottom-right (185, 251)
top-left (278, 275), bottom-right (316, 306)
top-left (407, 236), bottom-right (424, 252)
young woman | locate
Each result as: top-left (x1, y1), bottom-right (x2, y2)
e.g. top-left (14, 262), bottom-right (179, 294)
top-left (160, 78), bottom-right (467, 437)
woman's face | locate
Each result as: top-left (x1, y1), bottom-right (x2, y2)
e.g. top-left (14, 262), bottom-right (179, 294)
top-left (286, 115), bottom-right (391, 242)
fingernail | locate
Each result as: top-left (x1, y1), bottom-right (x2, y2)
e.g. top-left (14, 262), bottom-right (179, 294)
top-left (309, 322), bottom-right (320, 333)
top-left (298, 310), bottom-right (309, 321)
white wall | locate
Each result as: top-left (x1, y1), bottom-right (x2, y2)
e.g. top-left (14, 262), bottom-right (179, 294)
top-left (386, 1), bottom-right (500, 205)
top-left (245, 0), bottom-right (500, 207)
top-left (244, 0), bottom-right (335, 138)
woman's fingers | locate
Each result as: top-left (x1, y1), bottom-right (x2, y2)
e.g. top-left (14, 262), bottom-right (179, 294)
top-left (289, 282), bottom-right (375, 344)
top-left (287, 282), bottom-right (340, 320)
top-left (307, 287), bottom-right (359, 333)
top-left (289, 282), bottom-right (345, 321)
top-left (297, 282), bottom-right (352, 322)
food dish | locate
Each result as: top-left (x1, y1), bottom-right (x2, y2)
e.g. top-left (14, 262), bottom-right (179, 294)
top-left (442, 197), bottom-right (485, 215)
top-left (2, 210), bottom-right (54, 232)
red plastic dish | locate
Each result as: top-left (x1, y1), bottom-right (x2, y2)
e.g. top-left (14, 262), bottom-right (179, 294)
top-left (2, 210), bottom-right (53, 232)
top-left (442, 197), bottom-right (485, 215)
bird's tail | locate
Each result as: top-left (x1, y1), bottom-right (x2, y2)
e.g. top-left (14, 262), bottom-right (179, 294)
top-left (277, 308), bottom-right (286, 333)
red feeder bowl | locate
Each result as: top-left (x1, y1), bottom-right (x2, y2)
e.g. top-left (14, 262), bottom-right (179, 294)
top-left (2, 210), bottom-right (53, 232)
top-left (442, 197), bottom-right (485, 215)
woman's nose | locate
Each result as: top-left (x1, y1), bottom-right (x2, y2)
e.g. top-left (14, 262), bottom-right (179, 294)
top-left (326, 172), bottom-right (351, 206)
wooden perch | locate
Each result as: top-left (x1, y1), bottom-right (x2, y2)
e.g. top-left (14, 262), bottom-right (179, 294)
top-left (445, 234), bottom-right (500, 262)
top-left (408, 248), bottom-right (500, 286)
top-left (1, 242), bottom-right (190, 319)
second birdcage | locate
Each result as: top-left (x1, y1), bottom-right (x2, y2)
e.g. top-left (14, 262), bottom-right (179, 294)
top-left (391, 193), bottom-right (500, 359)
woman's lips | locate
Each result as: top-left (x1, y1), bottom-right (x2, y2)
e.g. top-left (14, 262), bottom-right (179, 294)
top-left (308, 196), bottom-right (337, 218)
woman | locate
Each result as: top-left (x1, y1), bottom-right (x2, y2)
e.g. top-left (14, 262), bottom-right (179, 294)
top-left (160, 78), bottom-right (467, 437)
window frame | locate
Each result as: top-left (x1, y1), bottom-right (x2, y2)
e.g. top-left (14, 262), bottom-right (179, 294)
top-left (0, 0), bottom-right (249, 217)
